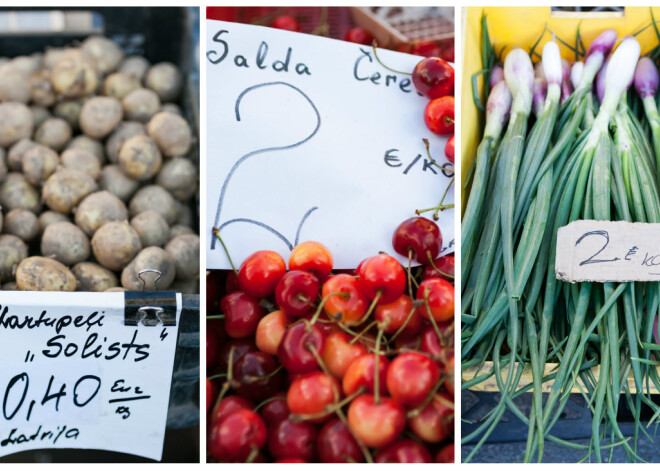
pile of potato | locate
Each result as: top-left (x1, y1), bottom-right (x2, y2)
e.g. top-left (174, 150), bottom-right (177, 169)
top-left (0, 36), bottom-right (199, 293)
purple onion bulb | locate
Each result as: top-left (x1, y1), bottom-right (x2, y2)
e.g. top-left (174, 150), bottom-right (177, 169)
top-left (634, 56), bottom-right (659, 99)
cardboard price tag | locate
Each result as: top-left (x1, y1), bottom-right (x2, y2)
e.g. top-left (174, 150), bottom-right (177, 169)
top-left (555, 220), bottom-right (660, 282)
top-left (206, 19), bottom-right (455, 269)
top-left (0, 292), bottom-right (181, 461)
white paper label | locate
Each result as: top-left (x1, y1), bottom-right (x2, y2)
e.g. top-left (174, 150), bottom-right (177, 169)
top-left (206, 19), bottom-right (455, 269)
top-left (0, 292), bottom-right (181, 461)
top-left (556, 220), bottom-right (660, 282)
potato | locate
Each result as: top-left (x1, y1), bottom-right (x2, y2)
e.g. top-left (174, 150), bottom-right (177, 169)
top-left (103, 73), bottom-right (140, 100)
top-left (41, 221), bottom-right (90, 265)
top-left (166, 234), bottom-right (199, 281)
top-left (131, 210), bottom-right (169, 248)
top-left (169, 224), bottom-right (194, 241)
top-left (156, 157), bottom-right (197, 201)
top-left (10, 55), bottom-right (42, 77)
top-left (75, 191), bottom-right (128, 236)
top-left (105, 287), bottom-right (127, 292)
top-left (61, 148), bottom-right (101, 180)
top-left (145, 62), bottom-right (182, 102)
top-left (99, 164), bottom-right (139, 202)
top-left (2, 281), bottom-right (18, 291)
top-left (53, 99), bottom-right (84, 130)
top-left (30, 106), bottom-right (52, 129)
top-left (105, 121), bottom-right (145, 163)
top-left (72, 262), bottom-right (118, 292)
top-left (0, 173), bottom-right (41, 213)
top-left (170, 278), bottom-right (199, 294)
top-left (0, 64), bottom-right (30, 103)
top-left (22, 145), bottom-right (59, 185)
top-left (66, 135), bottom-right (105, 164)
top-left (79, 96), bottom-right (122, 139)
top-left (129, 185), bottom-right (179, 225)
top-left (42, 168), bottom-right (97, 214)
top-left (131, 246), bottom-right (176, 290)
top-left (7, 138), bottom-right (36, 171)
top-left (0, 234), bottom-right (28, 282)
top-left (4, 209), bottom-right (39, 242)
top-left (0, 147), bottom-right (6, 182)
top-left (81, 36), bottom-right (123, 75)
top-left (43, 47), bottom-right (65, 71)
top-left (15, 256), bottom-right (76, 291)
top-left (159, 103), bottom-right (182, 116)
top-left (122, 88), bottom-right (160, 123)
top-left (38, 211), bottom-right (69, 234)
top-left (176, 204), bottom-right (194, 227)
top-left (118, 55), bottom-right (150, 82)
top-left (34, 117), bottom-right (72, 151)
top-left (91, 221), bottom-right (142, 271)
top-left (120, 259), bottom-right (141, 290)
top-left (51, 49), bottom-right (98, 98)
top-left (0, 102), bottom-right (33, 147)
top-left (147, 112), bottom-right (192, 157)
top-left (118, 134), bottom-right (162, 181)
top-left (29, 69), bottom-right (56, 106)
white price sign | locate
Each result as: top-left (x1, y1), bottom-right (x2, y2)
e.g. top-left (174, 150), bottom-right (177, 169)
top-left (206, 19), bottom-right (454, 269)
top-left (0, 292), bottom-right (181, 461)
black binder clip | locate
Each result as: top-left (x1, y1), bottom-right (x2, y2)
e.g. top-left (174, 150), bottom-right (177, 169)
top-left (124, 269), bottom-right (177, 326)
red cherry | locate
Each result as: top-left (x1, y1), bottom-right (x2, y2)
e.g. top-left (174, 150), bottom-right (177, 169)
top-left (421, 325), bottom-right (452, 360)
top-left (207, 327), bottom-right (220, 370)
top-left (210, 395), bottom-right (254, 428)
top-left (436, 442), bottom-right (454, 463)
top-left (267, 418), bottom-right (317, 461)
top-left (287, 372), bottom-right (340, 423)
top-left (221, 291), bottom-right (265, 339)
top-left (270, 15), bottom-right (301, 32)
top-left (275, 270), bottom-right (320, 317)
top-left (233, 351), bottom-right (284, 403)
top-left (355, 254), bottom-right (406, 305)
top-left (321, 331), bottom-right (368, 379)
top-left (321, 274), bottom-right (368, 325)
top-left (386, 352), bottom-right (440, 408)
top-left (445, 135), bottom-right (455, 164)
top-left (347, 395), bottom-right (406, 448)
top-left (206, 378), bottom-right (214, 413)
top-left (207, 271), bottom-right (224, 313)
top-left (255, 310), bottom-right (288, 355)
top-left (260, 396), bottom-right (289, 427)
top-left (218, 338), bottom-right (257, 373)
top-left (289, 241), bottom-right (333, 281)
top-left (422, 254), bottom-right (454, 282)
top-left (408, 393), bottom-right (453, 443)
top-left (238, 250), bottom-right (286, 298)
top-left (208, 409), bottom-right (267, 462)
top-left (225, 270), bottom-right (240, 293)
top-left (409, 40), bottom-right (443, 58)
top-left (343, 353), bottom-right (389, 397)
top-left (392, 217), bottom-right (442, 265)
top-left (275, 459), bottom-right (306, 463)
top-left (317, 418), bottom-right (364, 463)
top-left (344, 27), bottom-right (374, 45)
top-left (416, 278), bottom-right (454, 322)
top-left (424, 96), bottom-right (454, 136)
top-left (277, 321), bottom-right (325, 374)
top-left (412, 57), bottom-right (454, 99)
top-left (375, 440), bottom-right (433, 463)
top-left (374, 294), bottom-right (423, 336)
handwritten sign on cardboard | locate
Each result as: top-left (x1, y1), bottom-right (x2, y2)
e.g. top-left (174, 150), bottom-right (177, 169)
top-left (0, 292), bottom-right (181, 461)
top-left (556, 220), bottom-right (660, 282)
top-left (206, 19), bottom-right (454, 269)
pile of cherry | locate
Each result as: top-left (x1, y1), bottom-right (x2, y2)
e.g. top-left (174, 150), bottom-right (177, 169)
top-left (206, 216), bottom-right (454, 463)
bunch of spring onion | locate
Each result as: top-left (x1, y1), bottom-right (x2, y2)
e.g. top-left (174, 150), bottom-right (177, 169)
top-left (462, 29), bottom-right (660, 463)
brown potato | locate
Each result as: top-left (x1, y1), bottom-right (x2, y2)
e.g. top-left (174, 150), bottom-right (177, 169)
top-left (118, 134), bottom-right (162, 181)
top-left (79, 96), bottom-right (122, 139)
top-left (29, 69), bottom-right (56, 106)
top-left (0, 173), bottom-right (41, 213)
top-left (118, 56), bottom-right (150, 82)
top-left (81, 36), bottom-right (123, 75)
top-left (129, 185), bottom-right (179, 225)
top-left (105, 121), bottom-right (146, 163)
top-left (103, 73), bottom-right (140, 100)
top-left (147, 112), bottom-right (192, 157)
top-left (34, 117), bottom-right (72, 151)
top-left (120, 259), bottom-right (141, 290)
top-left (41, 221), bottom-right (90, 265)
top-left (91, 221), bottom-right (142, 271)
top-left (166, 234), bottom-right (199, 281)
top-left (51, 49), bottom-right (98, 98)
top-left (99, 165), bottom-right (140, 202)
top-left (7, 138), bottom-right (37, 171)
top-left (66, 135), bottom-right (105, 165)
top-left (22, 145), bottom-right (59, 185)
top-left (0, 64), bottom-right (30, 103)
top-left (53, 99), bottom-right (85, 130)
top-left (131, 210), bottom-right (169, 248)
top-left (42, 169), bottom-right (97, 214)
top-left (0, 147), bottom-right (6, 182)
top-left (0, 234), bottom-right (28, 283)
top-left (72, 262), bottom-right (118, 292)
top-left (159, 103), bottom-right (182, 116)
top-left (0, 102), bottom-right (33, 147)
top-left (145, 62), bottom-right (182, 102)
top-left (4, 208), bottom-right (39, 242)
top-left (169, 224), bottom-right (194, 241)
top-left (30, 105), bottom-right (52, 129)
top-left (131, 246), bottom-right (176, 290)
top-left (60, 148), bottom-right (101, 180)
top-left (122, 88), bottom-right (160, 123)
top-left (156, 157), bottom-right (197, 201)
top-left (75, 191), bottom-right (128, 236)
top-left (15, 256), bottom-right (76, 291)
top-left (38, 211), bottom-right (70, 234)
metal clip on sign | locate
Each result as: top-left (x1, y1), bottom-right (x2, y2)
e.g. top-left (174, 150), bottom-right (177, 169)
top-left (124, 269), bottom-right (177, 326)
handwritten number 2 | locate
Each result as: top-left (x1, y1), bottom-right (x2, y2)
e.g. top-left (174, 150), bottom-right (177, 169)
top-left (576, 230), bottom-right (620, 266)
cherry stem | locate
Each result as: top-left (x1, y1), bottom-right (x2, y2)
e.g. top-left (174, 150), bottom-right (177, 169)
top-left (310, 6), bottom-right (329, 36)
top-left (212, 228), bottom-right (239, 276)
top-left (373, 326), bottom-right (385, 405)
top-left (291, 387), bottom-right (365, 422)
top-left (438, 176), bottom-right (455, 207)
top-left (250, 7), bottom-right (287, 26)
top-left (244, 364), bottom-right (284, 382)
top-left (308, 291), bottom-right (349, 326)
top-left (253, 394), bottom-right (287, 412)
top-left (423, 138), bottom-right (454, 174)
top-left (349, 320), bottom-right (379, 345)
top-left (387, 305), bottom-right (419, 344)
top-left (206, 314), bottom-right (225, 319)
top-left (207, 373), bottom-right (227, 380)
top-left (406, 378), bottom-right (444, 419)
top-left (427, 252), bottom-right (454, 279)
top-left (212, 345), bottom-right (235, 414)
top-left (245, 446), bottom-right (259, 463)
top-left (297, 293), bottom-right (316, 308)
top-left (355, 291), bottom-right (382, 326)
top-left (423, 291), bottom-right (445, 342)
top-left (335, 322), bottom-right (377, 345)
top-left (407, 248), bottom-right (414, 298)
top-left (335, 407), bottom-right (374, 464)
top-left (371, 40), bottom-right (412, 76)
top-left (308, 343), bottom-right (341, 402)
